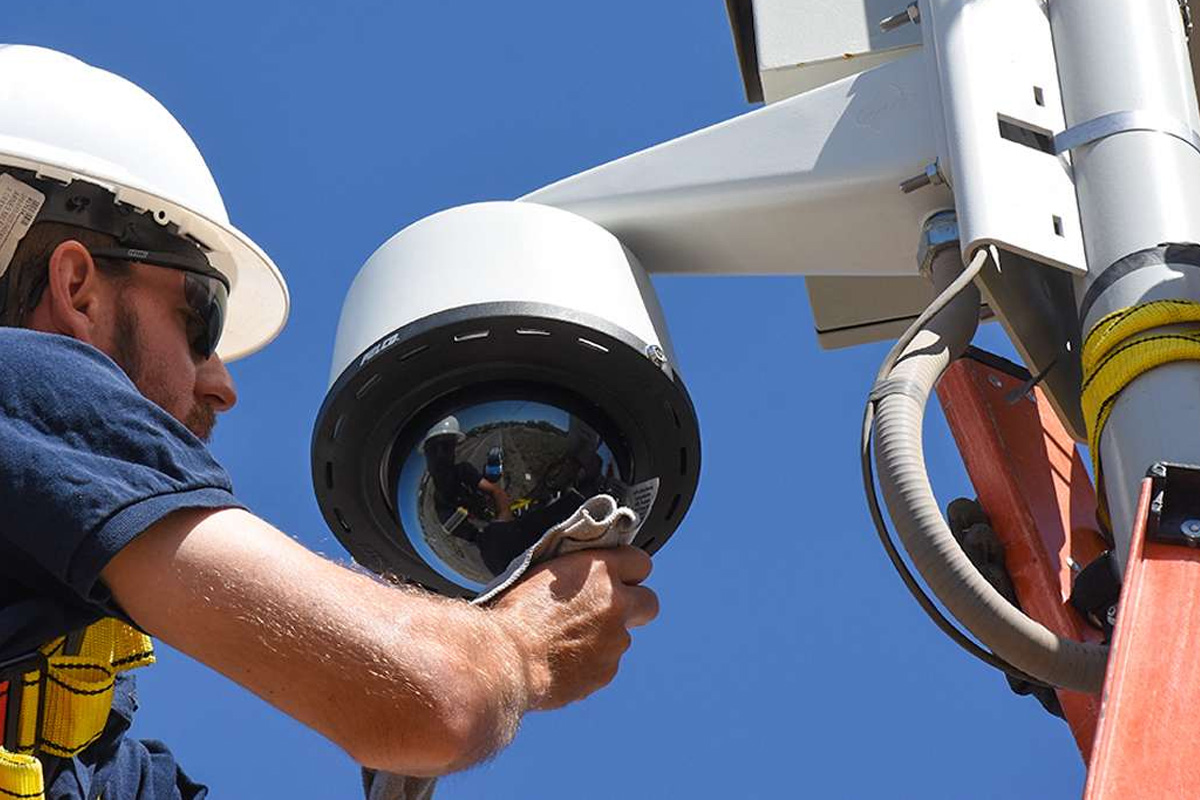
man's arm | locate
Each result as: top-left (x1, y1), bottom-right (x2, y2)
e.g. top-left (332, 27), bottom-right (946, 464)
top-left (101, 507), bottom-right (657, 776)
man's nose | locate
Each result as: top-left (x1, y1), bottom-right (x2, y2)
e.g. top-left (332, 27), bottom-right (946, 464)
top-left (196, 353), bottom-right (238, 413)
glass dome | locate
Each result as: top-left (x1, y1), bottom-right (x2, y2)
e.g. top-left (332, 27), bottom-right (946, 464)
top-left (395, 400), bottom-right (626, 591)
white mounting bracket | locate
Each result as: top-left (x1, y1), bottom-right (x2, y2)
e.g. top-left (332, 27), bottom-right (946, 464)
top-left (923, 0), bottom-right (1087, 274)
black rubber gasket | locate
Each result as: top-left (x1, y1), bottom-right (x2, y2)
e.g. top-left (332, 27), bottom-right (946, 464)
top-left (1078, 243), bottom-right (1200, 325)
top-left (311, 301), bottom-right (701, 598)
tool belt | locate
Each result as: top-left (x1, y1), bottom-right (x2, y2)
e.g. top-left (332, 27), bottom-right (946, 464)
top-left (0, 617), bottom-right (154, 799)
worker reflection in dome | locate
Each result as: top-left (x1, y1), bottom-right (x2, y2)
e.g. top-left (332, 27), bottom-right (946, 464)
top-left (421, 416), bottom-right (513, 537)
top-left (416, 411), bottom-right (624, 575)
top-left (475, 415), bottom-right (616, 573)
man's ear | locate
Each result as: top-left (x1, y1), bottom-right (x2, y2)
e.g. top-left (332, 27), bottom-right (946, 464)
top-left (35, 240), bottom-right (108, 344)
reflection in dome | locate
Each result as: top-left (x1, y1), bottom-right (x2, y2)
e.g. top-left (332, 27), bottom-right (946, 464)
top-left (396, 401), bottom-right (624, 591)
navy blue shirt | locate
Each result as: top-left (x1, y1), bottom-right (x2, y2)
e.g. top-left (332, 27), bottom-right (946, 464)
top-left (0, 329), bottom-right (245, 799)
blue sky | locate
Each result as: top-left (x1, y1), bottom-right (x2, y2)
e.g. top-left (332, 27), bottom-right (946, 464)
top-left (10, 3), bottom-right (1085, 797)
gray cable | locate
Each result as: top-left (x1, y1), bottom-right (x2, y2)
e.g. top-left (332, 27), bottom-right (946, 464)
top-left (867, 246), bottom-right (1109, 692)
top-left (862, 249), bottom-right (1046, 684)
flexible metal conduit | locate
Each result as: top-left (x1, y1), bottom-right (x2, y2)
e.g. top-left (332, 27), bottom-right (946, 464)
top-left (873, 247), bottom-right (1109, 693)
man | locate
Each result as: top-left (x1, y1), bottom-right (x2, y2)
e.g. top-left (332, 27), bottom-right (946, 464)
top-left (421, 416), bottom-right (514, 531)
top-left (0, 45), bottom-right (657, 799)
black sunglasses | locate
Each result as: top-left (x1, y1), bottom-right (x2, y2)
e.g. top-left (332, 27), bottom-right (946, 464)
top-left (90, 247), bottom-right (229, 360)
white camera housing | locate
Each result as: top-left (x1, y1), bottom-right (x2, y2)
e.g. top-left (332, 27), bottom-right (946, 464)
top-left (312, 201), bottom-right (700, 596)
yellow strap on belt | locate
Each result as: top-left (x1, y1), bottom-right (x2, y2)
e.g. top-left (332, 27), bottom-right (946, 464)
top-left (1081, 299), bottom-right (1200, 531)
top-left (0, 618), bottom-right (154, 800)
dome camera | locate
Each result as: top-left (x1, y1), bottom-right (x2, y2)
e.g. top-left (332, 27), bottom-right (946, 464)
top-left (311, 202), bottom-right (701, 597)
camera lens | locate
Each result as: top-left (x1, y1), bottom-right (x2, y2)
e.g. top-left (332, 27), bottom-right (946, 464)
top-left (394, 400), bottom-right (627, 591)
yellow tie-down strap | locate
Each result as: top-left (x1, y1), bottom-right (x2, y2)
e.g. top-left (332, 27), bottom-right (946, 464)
top-left (0, 617), bottom-right (154, 799)
top-left (1081, 299), bottom-right (1200, 529)
top-left (0, 749), bottom-right (42, 800)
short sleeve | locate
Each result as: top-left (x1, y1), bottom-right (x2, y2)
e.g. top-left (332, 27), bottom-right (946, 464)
top-left (0, 329), bottom-right (244, 602)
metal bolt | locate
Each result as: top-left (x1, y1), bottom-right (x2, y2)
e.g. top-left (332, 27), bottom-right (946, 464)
top-left (1066, 556), bottom-right (1081, 573)
top-left (900, 160), bottom-right (945, 194)
top-left (879, 2), bottom-right (920, 32)
top-left (1182, 519), bottom-right (1200, 540)
top-left (987, 374), bottom-right (1003, 389)
top-left (916, 210), bottom-right (959, 276)
top-left (645, 344), bottom-right (667, 368)
top-left (1106, 605), bottom-right (1118, 628)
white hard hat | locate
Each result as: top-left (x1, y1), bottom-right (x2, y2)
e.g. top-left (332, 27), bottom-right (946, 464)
top-left (0, 45), bottom-right (289, 361)
top-left (419, 416), bottom-right (466, 453)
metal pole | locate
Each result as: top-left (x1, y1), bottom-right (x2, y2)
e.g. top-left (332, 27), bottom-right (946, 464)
top-left (1050, 0), bottom-right (1200, 568)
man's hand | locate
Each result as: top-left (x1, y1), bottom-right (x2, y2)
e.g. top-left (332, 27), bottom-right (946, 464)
top-left (492, 546), bottom-right (659, 710)
top-left (477, 478), bottom-right (514, 521)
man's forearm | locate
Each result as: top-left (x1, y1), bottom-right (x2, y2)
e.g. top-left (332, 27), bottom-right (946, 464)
top-left (103, 507), bottom-right (529, 775)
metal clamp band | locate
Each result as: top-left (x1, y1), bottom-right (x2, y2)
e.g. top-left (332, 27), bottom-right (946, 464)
top-left (1053, 110), bottom-right (1200, 157)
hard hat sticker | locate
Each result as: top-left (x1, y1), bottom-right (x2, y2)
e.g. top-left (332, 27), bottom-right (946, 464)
top-left (0, 174), bottom-right (44, 280)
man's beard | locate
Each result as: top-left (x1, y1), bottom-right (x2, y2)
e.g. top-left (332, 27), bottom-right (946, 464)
top-left (112, 305), bottom-right (217, 442)
top-left (185, 403), bottom-right (216, 442)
